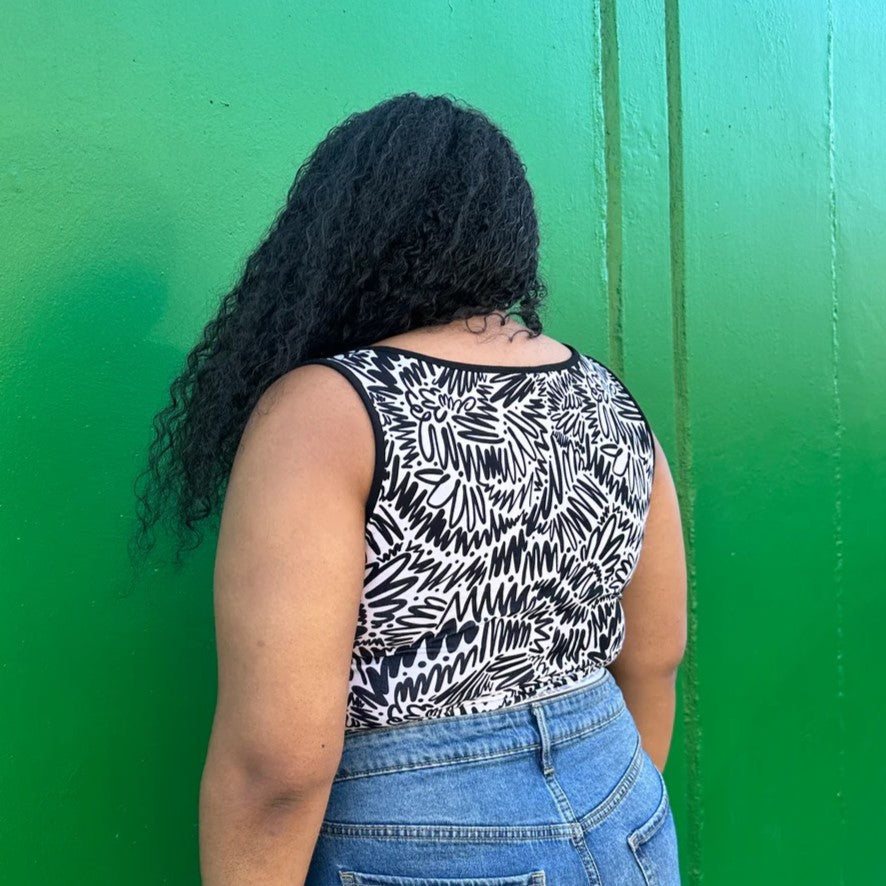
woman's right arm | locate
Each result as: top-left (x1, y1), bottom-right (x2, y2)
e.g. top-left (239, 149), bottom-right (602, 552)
top-left (607, 433), bottom-right (688, 773)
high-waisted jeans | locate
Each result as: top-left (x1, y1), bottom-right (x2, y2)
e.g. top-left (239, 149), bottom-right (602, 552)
top-left (306, 668), bottom-right (680, 885)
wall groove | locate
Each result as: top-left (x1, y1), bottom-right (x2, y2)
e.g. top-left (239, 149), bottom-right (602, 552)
top-left (826, 1), bottom-right (847, 880)
top-left (663, 0), bottom-right (701, 881)
top-left (600, 0), bottom-right (624, 375)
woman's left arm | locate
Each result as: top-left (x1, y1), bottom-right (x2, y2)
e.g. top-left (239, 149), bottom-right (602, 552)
top-left (198, 363), bottom-right (374, 886)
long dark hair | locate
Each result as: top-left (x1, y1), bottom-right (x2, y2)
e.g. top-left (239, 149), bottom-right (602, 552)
top-left (130, 91), bottom-right (548, 571)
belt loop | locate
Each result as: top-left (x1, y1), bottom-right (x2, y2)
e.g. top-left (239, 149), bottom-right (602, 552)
top-left (529, 702), bottom-right (555, 777)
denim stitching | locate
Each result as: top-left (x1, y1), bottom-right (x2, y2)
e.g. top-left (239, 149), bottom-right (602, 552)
top-left (319, 820), bottom-right (583, 841)
top-left (627, 766), bottom-right (671, 849)
top-left (578, 735), bottom-right (645, 832)
top-left (338, 873), bottom-right (546, 885)
top-left (530, 703), bottom-right (603, 885)
top-left (530, 700), bottom-right (555, 776)
top-left (331, 702), bottom-right (626, 782)
top-left (338, 873), bottom-right (545, 885)
top-left (319, 707), bottom-right (638, 846)
top-left (555, 703), bottom-right (627, 749)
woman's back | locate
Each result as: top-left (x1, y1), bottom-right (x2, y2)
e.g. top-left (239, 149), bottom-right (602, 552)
top-left (301, 327), bottom-right (656, 733)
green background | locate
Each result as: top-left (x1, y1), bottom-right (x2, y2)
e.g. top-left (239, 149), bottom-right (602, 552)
top-left (1, 1), bottom-right (883, 882)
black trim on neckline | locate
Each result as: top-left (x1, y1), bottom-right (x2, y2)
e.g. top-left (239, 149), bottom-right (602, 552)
top-left (365, 343), bottom-right (581, 373)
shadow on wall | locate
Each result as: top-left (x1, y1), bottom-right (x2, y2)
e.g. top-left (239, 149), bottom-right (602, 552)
top-left (4, 230), bottom-right (217, 880)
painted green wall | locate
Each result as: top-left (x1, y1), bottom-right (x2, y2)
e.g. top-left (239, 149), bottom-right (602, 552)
top-left (1, 1), bottom-right (882, 882)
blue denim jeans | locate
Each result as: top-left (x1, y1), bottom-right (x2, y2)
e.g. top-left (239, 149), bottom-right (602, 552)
top-left (306, 668), bottom-right (680, 885)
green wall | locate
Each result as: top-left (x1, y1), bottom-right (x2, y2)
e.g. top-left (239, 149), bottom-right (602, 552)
top-left (1, 1), bottom-right (882, 882)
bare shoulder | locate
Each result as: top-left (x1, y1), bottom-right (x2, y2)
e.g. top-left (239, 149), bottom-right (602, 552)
top-left (248, 362), bottom-right (372, 449)
top-left (233, 362), bottom-right (375, 506)
top-left (247, 362), bottom-right (362, 431)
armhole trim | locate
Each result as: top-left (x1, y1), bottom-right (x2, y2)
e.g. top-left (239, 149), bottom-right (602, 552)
top-left (299, 357), bottom-right (385, 523)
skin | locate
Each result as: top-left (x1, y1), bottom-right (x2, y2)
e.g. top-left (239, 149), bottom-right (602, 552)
top-left (198, 316), bottom-right (688, 884)
top-left (606, 432), bottom-right (688, 772)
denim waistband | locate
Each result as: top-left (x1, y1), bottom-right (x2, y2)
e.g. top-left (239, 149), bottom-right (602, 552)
top-left (332, 667), bottom-right (624, 782)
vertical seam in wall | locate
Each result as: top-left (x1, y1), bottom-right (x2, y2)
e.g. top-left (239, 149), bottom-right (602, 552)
top-left (600, 0), bottom-right (624, 376)
top-left (664, 0), bottom-right (702, 882)
top-left (826, 2), bottom-right (846, 881)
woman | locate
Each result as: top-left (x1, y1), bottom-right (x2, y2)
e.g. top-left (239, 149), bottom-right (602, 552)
top-left (134, 92), bottom-right (687, 884)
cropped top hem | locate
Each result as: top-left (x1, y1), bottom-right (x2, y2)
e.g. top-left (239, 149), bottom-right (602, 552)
top-left (343, 663), bottom-right (613, 734)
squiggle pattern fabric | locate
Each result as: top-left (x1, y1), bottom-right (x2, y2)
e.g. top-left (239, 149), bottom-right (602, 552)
top-left (303, 344), bottom-right (655, 732)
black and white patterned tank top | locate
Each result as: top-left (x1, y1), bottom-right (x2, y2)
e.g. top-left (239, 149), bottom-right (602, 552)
top-left (302, 342), bottom-right (655, 732)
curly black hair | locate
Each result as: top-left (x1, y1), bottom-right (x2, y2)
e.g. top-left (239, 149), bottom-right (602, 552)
top-left (130, 91), bottom-right (549, 571)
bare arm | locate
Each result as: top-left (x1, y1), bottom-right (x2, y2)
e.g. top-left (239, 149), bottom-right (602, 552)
top-left (607, 433), bottom-right (688, 773)
top-left (198, 364), bottom-right (373, 885)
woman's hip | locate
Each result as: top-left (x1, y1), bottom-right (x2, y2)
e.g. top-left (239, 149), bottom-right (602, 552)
top-left (307, 669), bottom-right (680, 884)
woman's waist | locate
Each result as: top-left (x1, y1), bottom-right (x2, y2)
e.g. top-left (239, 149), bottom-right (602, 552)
top-left (333, 666), bottom-right (624, 781)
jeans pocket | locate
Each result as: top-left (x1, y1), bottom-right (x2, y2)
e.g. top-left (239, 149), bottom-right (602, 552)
top-left (338, 871), bottom-right (546, 885)
top-left (626, 764), bottom-right (680, 885)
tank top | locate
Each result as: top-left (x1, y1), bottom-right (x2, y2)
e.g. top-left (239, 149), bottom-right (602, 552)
top-left (301, 341), bottom-right (655, 733)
